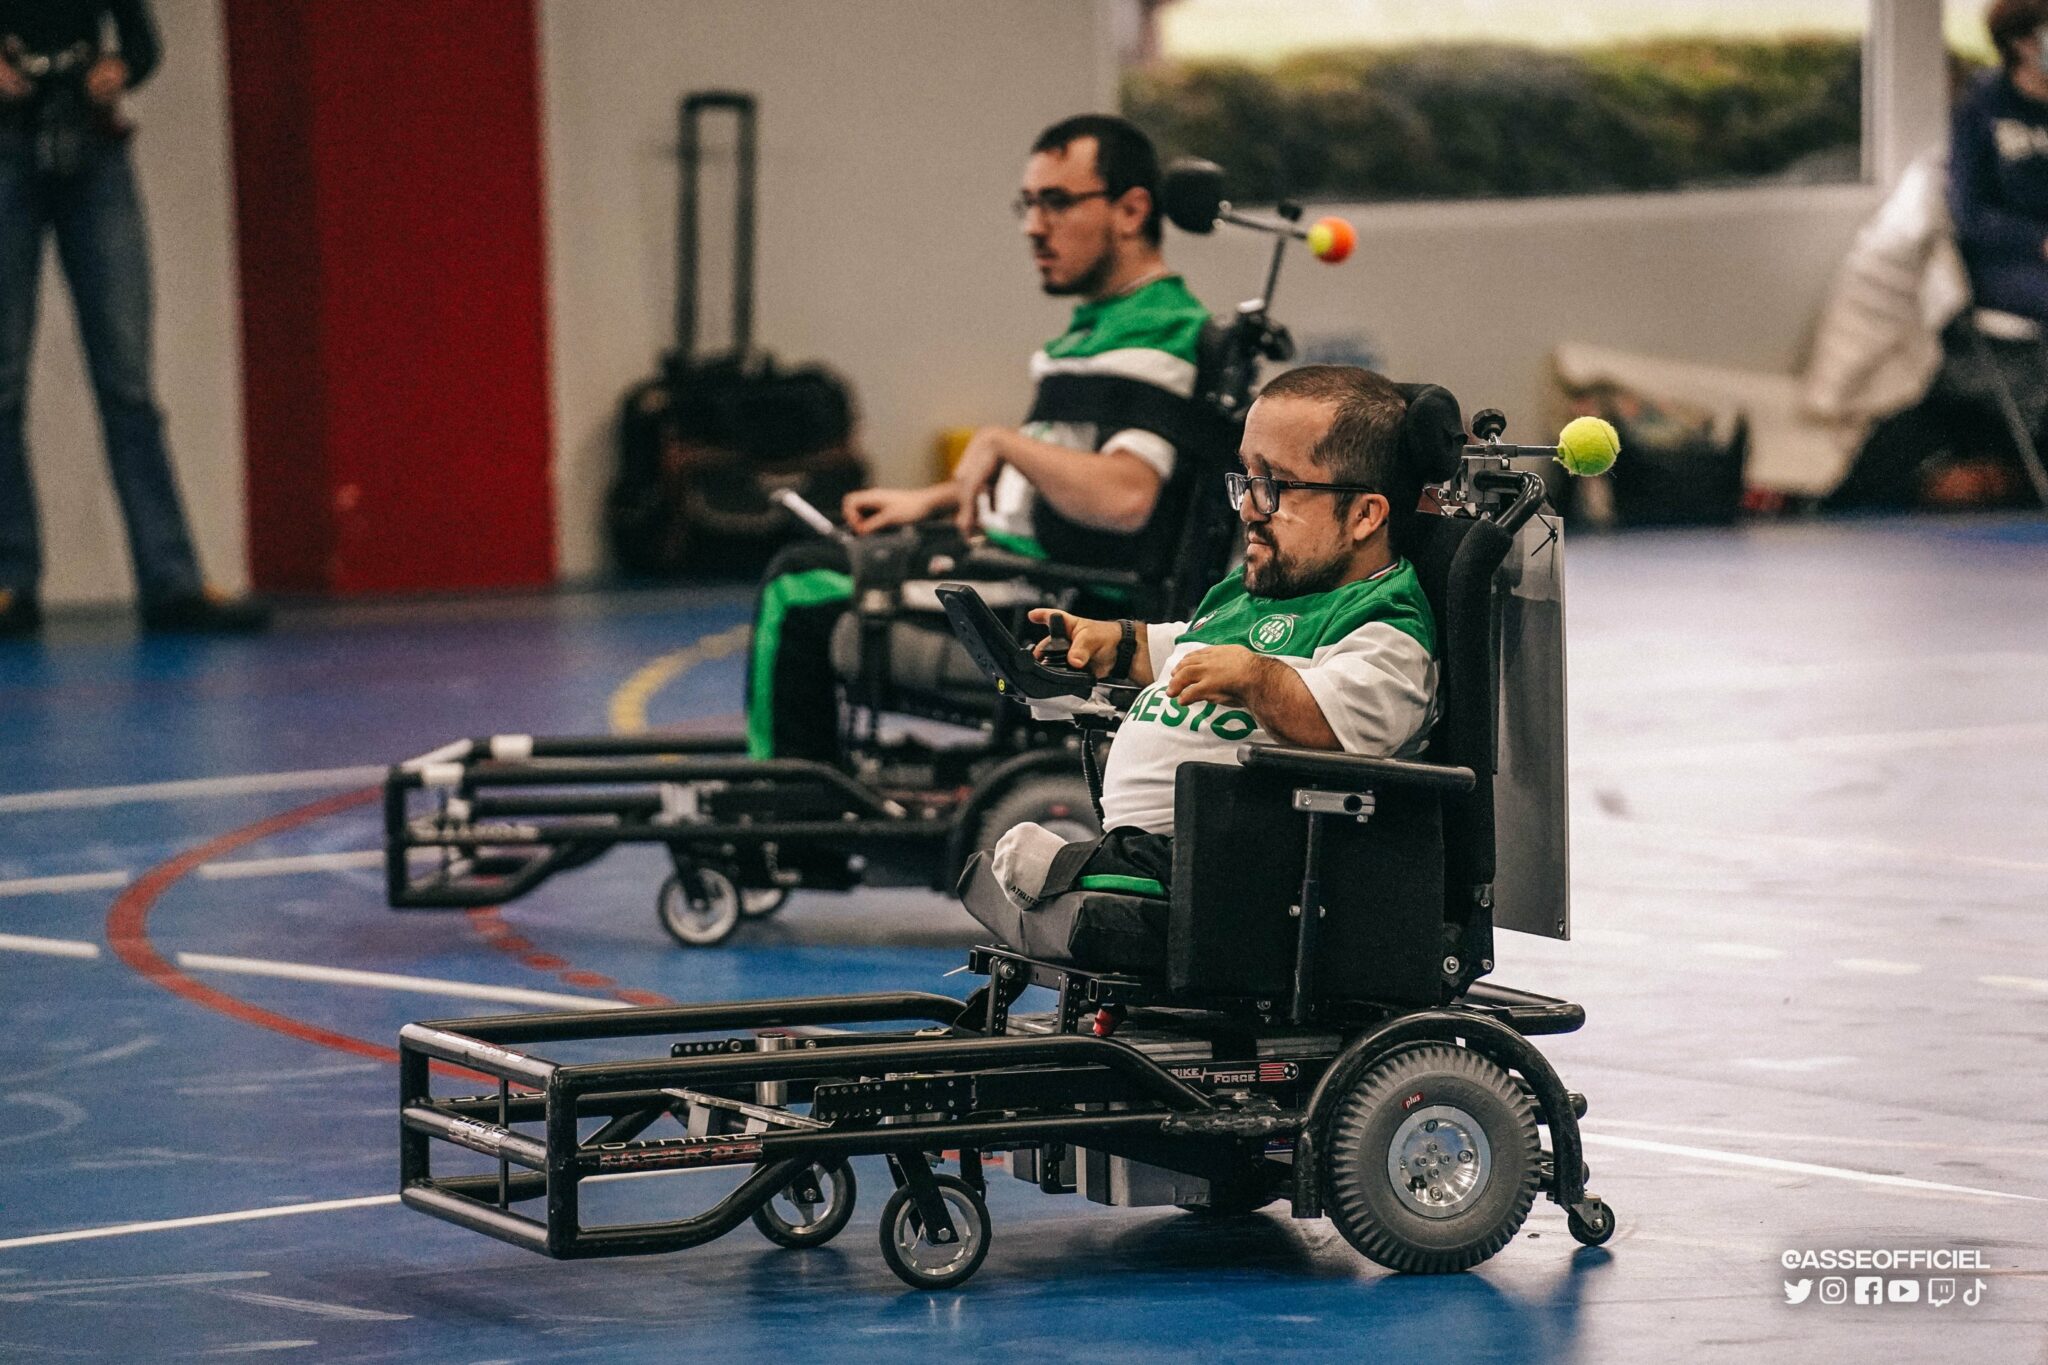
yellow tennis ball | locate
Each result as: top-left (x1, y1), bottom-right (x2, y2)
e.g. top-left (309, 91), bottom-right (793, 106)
top-left (1556, 416), bottom-right (1620, 477)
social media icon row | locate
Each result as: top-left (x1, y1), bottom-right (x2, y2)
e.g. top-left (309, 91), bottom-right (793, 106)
top-left (1786, 1277), bottom-right (1986, 1306)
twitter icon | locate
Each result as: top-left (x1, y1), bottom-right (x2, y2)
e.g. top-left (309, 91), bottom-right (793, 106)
top-left (1785, 1279), bottom-right (1813, 1304)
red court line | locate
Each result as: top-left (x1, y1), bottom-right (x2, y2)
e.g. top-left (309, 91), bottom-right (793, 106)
top-left (465, 906), bottom-right (673, 1008)
top-left (103, 787), bottom-right (675, 1079)
top-left (105, 787), bottom-right (401, 1063)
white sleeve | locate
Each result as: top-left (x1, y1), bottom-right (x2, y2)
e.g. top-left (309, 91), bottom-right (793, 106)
top-left (1101, 428), bottom-right (1176, 480)
top-left (1146, 621), bottom-right (1186, 680)
top-left (1293, 623), bottom-right (1439, 758)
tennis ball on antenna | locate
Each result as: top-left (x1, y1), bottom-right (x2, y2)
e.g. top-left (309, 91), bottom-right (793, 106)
top-left (1305, 216), bottom-right (1355, 263)
top-left (1555, 415), bottom-right (1620, 477)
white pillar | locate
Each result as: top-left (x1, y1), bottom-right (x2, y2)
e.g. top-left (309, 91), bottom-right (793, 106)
top-left (1867, 0), bottom-right (1951, 187)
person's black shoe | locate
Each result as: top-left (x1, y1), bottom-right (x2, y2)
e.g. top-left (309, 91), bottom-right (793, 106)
top-left (140, 589), bottom-right (272, 635)
top-left (0, 588), bottom-right (40, 638)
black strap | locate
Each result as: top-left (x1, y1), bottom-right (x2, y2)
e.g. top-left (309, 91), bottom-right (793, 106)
top-left (1110, 619), bottom-right (1137, 681)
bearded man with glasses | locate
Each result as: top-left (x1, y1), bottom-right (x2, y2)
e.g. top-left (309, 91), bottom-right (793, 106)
top-left (748, 114), bottom-right (1213, 762)
top-left (986, 364), bottom-right (1441, 913)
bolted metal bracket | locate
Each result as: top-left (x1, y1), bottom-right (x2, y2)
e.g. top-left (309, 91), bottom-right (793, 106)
top-left (1293, 787), bottom-right (1375, 822)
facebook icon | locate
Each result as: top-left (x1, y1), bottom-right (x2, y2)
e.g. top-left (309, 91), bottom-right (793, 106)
top-left (1854, 1277), bottom-right (1884, 1305)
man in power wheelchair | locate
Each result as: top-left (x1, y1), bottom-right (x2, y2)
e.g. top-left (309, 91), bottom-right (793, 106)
top-left (966, 363), bottom-right (1436, 940)
top-left (394, 372), bottom-right (1618, 1289)
top-left (751, 113), bottom-right (1216, 766)
top-left (381, 138), bottom-right (1332, 946)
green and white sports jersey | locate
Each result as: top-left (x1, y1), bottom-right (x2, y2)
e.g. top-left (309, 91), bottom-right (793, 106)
top-left (1097, 561), bottom-right (1439, 834)
top-left (983, 274), bottom-right (1209, 565)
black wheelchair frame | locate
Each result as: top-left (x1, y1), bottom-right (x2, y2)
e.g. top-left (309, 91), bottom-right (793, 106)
top-left (398, 434), bottom-right (1618, 1288)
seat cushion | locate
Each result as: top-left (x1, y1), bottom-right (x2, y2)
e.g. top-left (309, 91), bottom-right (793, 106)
top-left (959, 854), bottom-right (1169, 975)
top-left (1016, 890), bottom-right (1170, 974)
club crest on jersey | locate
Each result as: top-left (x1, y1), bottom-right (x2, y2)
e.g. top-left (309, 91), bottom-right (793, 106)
top-left (1249, 613), bottom-right (1297, 654)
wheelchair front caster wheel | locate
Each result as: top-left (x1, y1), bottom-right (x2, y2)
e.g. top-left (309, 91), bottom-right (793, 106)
top-left (1567, 1199), bottom-right (1615, 1247)
top-left (753, 1159), bottom-right (857, 1249)
top-left (740, 887), bottom-right (789, 919)
top-left (878, 1174), bottom-right (991, 1289)
top-left (657, 867), bottom-right (742, 947)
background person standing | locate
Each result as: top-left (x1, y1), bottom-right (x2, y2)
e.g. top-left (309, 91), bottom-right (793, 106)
top-left (0, 0), bottom-right (265, 636)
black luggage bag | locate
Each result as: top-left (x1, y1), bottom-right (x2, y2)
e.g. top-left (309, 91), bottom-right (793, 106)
top-left (606, 91), bottom-right (868, 578)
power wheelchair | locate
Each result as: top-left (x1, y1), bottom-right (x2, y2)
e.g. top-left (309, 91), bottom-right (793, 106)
top-left (381, 167), bottom-right (1325, 948)
top-left (395, 408), bottom-right (1615, 1287)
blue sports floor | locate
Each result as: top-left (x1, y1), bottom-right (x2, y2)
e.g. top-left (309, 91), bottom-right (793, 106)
top-left (1, 518), bottom-right (2045, 1362)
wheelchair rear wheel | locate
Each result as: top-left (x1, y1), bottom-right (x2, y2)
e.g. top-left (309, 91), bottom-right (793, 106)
top-left (752, 1159), bottom-right (857, 1249)
top-left (1320, 1043), bottom-right (1539, 1274)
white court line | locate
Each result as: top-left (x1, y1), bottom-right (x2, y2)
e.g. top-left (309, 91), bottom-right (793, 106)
top-left (0, 1167), bottom-right (714, 1253)
top-left (1570, 650), bottom-right (2048, 695)
top-left (0, 1195), bottom-right (399, 1252)
top-left (1576, 719), bottom-right (2048, 770)
top-left (173, 953), bottom-right (625, 1013)
top-left (1838, 958), bottom-right (1923, 976)
top-left (7, 1128), bottom-right (2037, 1256)
top-left (1586, 816), bottom-right (2048, 876)
top-left (0, 933), bottom-right (100, 959)
top-left (1582, 1132), bottom-right (2041, 1202)
top-left (0, 870), bottom-right (130, 898)
top-left (1980, 974), bottom-right (2048, 995)
top-left (0, 851), bottom-right (384, 895)
top-left (0, 939), bottom-right (618, 1013)
top-left (196, 851), bottom-right (383, 880)
top-left (0, 765), bottom-right (383, 814)
top-left (1697, 942), bottom-right (1784, 961)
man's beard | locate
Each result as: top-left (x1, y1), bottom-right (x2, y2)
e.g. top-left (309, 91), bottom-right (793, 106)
top-left (1244, 532), bottom-right (1348, 599)
top-left (1041, 240), bottom-right (1115, 297)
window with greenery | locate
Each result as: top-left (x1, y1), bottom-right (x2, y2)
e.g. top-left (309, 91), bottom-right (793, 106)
top-left (1120, 0), bottom-right (1869, 204)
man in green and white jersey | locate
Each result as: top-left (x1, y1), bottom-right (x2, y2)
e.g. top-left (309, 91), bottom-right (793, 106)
top-left (749, 114), bottom-right (1212, 762)
top-left (990, 364), bottom-right (1439, 910)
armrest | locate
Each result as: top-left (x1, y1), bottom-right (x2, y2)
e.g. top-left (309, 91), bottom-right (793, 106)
top-left (1234, 743), bottom-right (1476, 793)
top-left (952, 548), bottom-right (1144, 596)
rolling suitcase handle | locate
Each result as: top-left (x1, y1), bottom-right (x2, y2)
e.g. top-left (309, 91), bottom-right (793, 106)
top-left (678, 90), bottom-right (757, 361)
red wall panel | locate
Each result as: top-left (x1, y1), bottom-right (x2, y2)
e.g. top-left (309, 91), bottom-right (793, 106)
top-left (226, 0), bottom-right (555, 595)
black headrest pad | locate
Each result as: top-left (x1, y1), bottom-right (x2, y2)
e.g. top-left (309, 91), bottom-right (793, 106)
top-left (1393, 382), bottom-right (1465, 486)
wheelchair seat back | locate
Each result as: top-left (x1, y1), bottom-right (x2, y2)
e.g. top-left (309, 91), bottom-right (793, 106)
top-left (829, 317), bottom-right (1253, 719)
top-left (1169, 760), bottom-right (1447, 1005)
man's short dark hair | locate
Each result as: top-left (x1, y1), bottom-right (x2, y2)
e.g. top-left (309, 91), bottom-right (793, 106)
top-left (1032, 114), bottom-right (1164, 246)
top-left (1987, 0), bottom-right (2048, 69)
top-left (1255, 365), bottom-right (1419, 546)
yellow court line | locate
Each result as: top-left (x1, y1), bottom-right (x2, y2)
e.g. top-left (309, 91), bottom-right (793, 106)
top-left (606, 623), bottom-right (753, 735)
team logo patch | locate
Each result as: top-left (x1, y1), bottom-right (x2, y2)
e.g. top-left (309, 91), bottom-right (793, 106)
top-left (1249, 613), bottom-right (1297, 654)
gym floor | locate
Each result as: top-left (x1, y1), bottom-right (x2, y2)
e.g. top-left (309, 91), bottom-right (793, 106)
top-left (1, 516), bottom-right (2044, 1363)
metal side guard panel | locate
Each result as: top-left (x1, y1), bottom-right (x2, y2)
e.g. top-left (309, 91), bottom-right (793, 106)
top-left (1160, 1109), bottom-right (1299, 1140)
top-left (584, 1135), bottom-right (767, 1174)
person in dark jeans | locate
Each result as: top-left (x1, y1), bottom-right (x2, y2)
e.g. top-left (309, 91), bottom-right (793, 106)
top-left (0, 0), bottom-right (265, 636)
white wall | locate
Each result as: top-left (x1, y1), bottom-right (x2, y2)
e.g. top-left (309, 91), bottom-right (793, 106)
top-left (1168, 182), bottom-right (1883, 447)
top-left (539, 1), bottom-right (1942, 579)
top-left (33, 1), bottom-right (1942, 598)
top-left (29, 0), bottom-right (244, 608)
top-left (539, 0), bottom-right (1118, 580)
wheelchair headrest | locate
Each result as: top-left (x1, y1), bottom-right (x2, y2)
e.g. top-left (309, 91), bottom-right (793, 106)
top-left (1394, 383), bottom-right (1465, 487)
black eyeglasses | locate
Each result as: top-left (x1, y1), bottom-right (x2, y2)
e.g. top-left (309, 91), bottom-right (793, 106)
top-left (1011, 187), bottom-right (1112, 220)
top-left (1226, 472), bottom-right (1378, 517)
